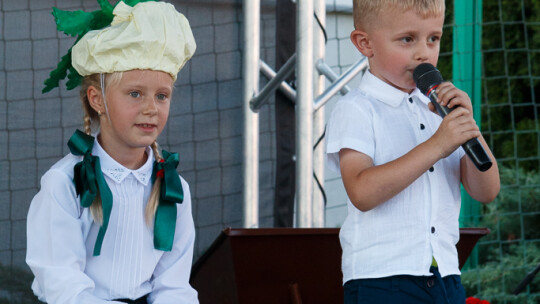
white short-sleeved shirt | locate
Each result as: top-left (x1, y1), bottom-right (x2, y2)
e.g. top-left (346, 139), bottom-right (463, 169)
top-left (26, 138), bottom-right (199, 304)
top-left (326, 71), bottom-right (465, 284)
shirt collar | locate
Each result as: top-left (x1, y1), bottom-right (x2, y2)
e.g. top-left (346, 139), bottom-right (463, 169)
top-left (91, 138), bottom-right (154, 186)
top-left (359, 70), bottom-right (428, 107)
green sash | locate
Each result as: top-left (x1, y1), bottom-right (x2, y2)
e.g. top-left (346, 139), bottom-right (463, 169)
top-left (68, 130), bottom-right (183, 255)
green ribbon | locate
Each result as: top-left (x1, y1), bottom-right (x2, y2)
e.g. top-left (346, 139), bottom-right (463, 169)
top-left (68, 130), bottom-right (183, 254)
top-left (68, 130), bottom-right (113, 256)
top-left (151, 150), bottom-right (184, 251)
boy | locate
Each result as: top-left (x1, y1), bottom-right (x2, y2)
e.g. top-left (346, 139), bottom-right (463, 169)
top-left (325, 1), bottom-right (500, 303)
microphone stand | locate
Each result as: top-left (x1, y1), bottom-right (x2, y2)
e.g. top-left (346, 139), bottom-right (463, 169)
top-left (512, 262), bottom-right (540, 295)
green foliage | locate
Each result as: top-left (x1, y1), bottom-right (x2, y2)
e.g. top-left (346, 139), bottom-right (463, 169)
top-left (460, 3), bottom-right (540, 302)
top-left (461, 241), bottom-right (540, 304)
top-left (439, 0), bottom-right (454, 79)
top-left (461, 166), bottom-right (540, 303)
top-left (462, 253), bottom-right (540, 303)
top-left (481, 166), bottom-right (540, 241)
top-left (480, 0), bottom-right (540, 172)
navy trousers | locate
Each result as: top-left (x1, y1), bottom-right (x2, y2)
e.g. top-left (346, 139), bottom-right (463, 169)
top-left (343, 267), bottom-right (466, 304)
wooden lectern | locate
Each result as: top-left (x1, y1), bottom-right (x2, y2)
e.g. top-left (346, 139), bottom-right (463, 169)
top-left (456, 227), bottom-right (491, 269)
top-left (190, 227), bottom-right (489, 304)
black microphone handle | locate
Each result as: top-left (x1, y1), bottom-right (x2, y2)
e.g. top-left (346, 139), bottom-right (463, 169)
top-left (429, 91), bottom-right (493, 172)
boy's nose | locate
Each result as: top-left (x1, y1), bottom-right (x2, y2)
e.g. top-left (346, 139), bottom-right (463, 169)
top-left (415, 44), bottom-right (430, 62)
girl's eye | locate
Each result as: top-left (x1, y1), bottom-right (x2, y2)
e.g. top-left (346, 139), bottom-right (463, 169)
top-left (156, 94), bottom-right (168, 101)
top-left (156, 93), bottom-right (170, 103)
top-left (129, 91), bottom-right (141, 98)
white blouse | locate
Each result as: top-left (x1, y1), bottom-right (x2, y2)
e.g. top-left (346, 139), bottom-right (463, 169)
top-left (326, 71), bottom-right (465, 283)
top-left (26, 139), bottom-right (198, 304)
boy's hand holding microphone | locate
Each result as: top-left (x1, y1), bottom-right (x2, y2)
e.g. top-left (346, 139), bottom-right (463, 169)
top-left (413, 63), bottom-right (493, 172)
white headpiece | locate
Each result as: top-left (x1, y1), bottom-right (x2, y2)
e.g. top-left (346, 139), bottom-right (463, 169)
top-left (71, 1), bottom-right (196, 81)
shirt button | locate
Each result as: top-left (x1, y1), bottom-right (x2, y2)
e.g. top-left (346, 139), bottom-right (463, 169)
top-left (427, 278), bottom-right (435, 288)
top-left (420, 123), bottom-right (425, 130)
top-left (429, 167), bottom-right (434, 172)
top-left (409, 97), bottom-right (413, 103)
top-left (431, 226), bottom-right (436, 233)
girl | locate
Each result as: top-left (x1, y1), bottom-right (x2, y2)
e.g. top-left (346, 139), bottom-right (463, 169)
top-left (26, 1), bottom-right (198, 303)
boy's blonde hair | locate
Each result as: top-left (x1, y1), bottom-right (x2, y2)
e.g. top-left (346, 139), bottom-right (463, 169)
top-left (80, 73), bottom-right (163, 227)
top-left (353, 0), bottom-right (445, 30)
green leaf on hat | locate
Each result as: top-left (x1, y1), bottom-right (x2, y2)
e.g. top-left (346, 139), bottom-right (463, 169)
top-left (123, 0), bottom-right (159, 7)
top-left (42, 50), bottom-right (74, 94)
top-left (43, 0), bottom-right (162, 93)
top-left (97, 0), bottom-right (114, 16)
top-left (53, 8), bottom-right (99, 37)
top-left (66, 66), bottom-right (83, 91)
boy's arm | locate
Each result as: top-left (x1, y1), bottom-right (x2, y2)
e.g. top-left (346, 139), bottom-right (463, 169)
top-left (340, 104), bottom-right (482, 212)
top-left (435, 82), bottom-right (500, 203)
top-left (340, 140), bottom-right (441, 212)
top-left (460, 134), bottom-right (500, 202)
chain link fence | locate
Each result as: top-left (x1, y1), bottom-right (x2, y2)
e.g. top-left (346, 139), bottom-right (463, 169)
top-left (458, 0), bottom-right (540, 303)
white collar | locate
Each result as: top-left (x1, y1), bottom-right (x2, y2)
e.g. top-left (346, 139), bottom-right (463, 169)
top-left (359, 70), bottom-right (428, 107)
top-left (91, 138), bottom-right (154, 186)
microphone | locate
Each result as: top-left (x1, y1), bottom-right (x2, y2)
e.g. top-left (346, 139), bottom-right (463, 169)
top-left (413, 63), bottom-right (492, 172)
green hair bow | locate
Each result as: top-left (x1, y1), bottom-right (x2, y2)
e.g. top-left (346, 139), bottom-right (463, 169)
top-left (42, 0), bottom-right (158, 94)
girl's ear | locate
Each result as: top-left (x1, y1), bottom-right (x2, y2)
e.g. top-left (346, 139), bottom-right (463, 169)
top-left (87, 85), bottom-right (105, 114)
top-left (350, 29), bottom-right (373, 58)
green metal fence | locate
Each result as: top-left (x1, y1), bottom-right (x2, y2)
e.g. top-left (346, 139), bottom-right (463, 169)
top-left (449, 0), bottom-right (540, 303)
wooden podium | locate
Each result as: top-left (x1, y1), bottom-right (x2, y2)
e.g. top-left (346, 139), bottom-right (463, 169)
top-left (190, 227), bottom-right (489, 304)
top-left (456, 227), bottom-right (491, 269)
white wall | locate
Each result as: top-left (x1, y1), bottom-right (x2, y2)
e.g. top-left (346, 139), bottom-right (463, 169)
top-left (326, 0), bottom-right (353, 11)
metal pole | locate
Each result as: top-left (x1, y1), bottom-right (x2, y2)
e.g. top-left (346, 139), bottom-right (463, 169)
top-left (312, 0), bottom-right (325, 228)
top-left (314, 57), bottom-right (368, 111)
top-left (250, 55), bottom-right (297, 112)
top-left (295, 0), bottom-right (314, 228)
top-left (259, 60), bottom-right (297, 102)
top-left (242, 0), bottom-right (259, 228)
top-left (315, 59), bottom-right (351, 95)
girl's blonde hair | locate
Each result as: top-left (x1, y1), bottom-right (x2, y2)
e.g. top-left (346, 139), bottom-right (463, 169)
top-left (80, 73), bottom-right (163, 227)
top-left (353, 0), bottom-right (445, 30)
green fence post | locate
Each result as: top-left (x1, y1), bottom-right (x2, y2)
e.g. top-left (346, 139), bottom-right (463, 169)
top-left (453, 0), bottom-right (483, 269)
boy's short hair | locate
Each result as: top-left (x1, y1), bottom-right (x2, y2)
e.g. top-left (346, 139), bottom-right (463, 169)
top-left (353, 0), bottom-right (445, 30)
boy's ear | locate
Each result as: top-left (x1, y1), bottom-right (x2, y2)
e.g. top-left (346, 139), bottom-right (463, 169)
top-left (350, 29), bottom-right (373, 58)
top-left (87, 86), bottom-right (105, 114)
